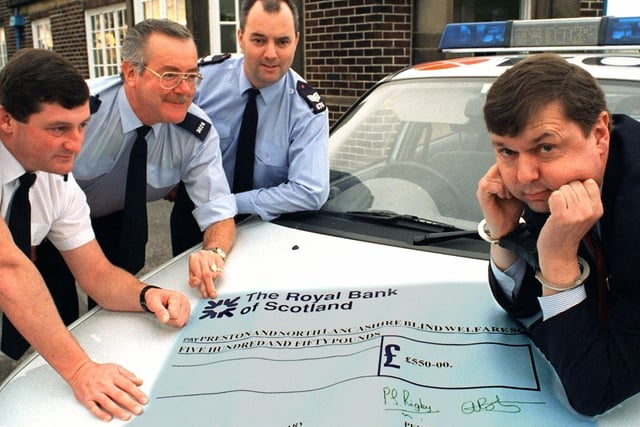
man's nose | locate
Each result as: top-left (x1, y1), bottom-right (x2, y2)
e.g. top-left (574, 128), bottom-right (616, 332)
top-left (64, 128), bottom-right (84, 153)
top-left (264, 40), bottom-right (277, 58)
top-left (173, 77), bottom-right (196, 94)
top-left (516, 154), bottom-right (540, 184)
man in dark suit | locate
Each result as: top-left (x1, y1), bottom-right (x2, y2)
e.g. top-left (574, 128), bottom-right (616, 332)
top-left (476, 53), bottom-right (640, 416)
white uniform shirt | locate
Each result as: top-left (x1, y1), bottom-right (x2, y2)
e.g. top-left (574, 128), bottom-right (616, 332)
top-left (0, 141), bottom-right (94, 251)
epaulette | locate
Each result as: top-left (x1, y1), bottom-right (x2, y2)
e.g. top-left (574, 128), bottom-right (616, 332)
top-left (297, 81), bottom-right (326, 114)
top-left (178, 112), bottom-right (211, 142)
top-left (89, 95), bottom-right (101, 114)
top-left (198, 53), bottom-right (232, 67)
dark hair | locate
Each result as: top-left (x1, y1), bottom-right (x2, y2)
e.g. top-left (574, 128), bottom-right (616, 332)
top-left (0, 48), bottom-right (89, 122)
top-left (121, 19), bottom-right (194, 73)
top-left (240, 0), bottom-right (299, 33)
top-left (484, 53), bottom-right (609, 137)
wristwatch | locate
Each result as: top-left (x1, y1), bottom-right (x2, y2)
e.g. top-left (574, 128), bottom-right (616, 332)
top-left (203, 246), bottom-right (227, 261)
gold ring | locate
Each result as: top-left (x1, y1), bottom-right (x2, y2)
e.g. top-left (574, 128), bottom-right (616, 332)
top-left (211, 264), bottom-right (222, 273)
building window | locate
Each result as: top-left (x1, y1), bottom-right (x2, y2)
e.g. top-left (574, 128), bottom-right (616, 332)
top-left (210, 0), bottom-right (240, 53)
top-left (0, 29), bottom-right (7, 69)
top-left (134, 0), bottom-right (186, 24)
top-left (32, 18), bottom-right (53, 50)
top-left (86, 5), bottom-right (128, 78)
top-left (457, 0), bottom-right (520, 22)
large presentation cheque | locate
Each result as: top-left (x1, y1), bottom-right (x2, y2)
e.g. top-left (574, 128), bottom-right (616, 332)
top-left (131, 282), bottom-right (594, 427)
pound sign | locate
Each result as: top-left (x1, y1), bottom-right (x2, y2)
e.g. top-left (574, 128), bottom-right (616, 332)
top-left (383, 344), bottom-right (401, 369)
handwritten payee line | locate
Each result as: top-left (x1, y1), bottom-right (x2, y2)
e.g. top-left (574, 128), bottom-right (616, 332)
top-left (178, 335), bottom-right (382, 356)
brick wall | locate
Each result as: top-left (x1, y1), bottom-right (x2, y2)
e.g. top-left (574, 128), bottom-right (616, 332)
top-left (48, 1), bottom-right (89, 77)
top-left (1, 0), bottom-right (91, 78)
top-left (0, 4), bottom-right (29, 57)
top-left (304, 0), bottom-right (413, 124)
top-left (580, 1), bottom-right (603, 17)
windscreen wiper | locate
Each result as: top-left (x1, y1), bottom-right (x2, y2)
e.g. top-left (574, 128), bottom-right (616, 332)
top-left (344, 210), bottom-right (461, 231)
top-left (343, 210), bottom-right (482, 245)
top-left (412, 229), bottom-right (481, 245)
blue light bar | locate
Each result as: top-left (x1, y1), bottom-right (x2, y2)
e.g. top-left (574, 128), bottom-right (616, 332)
top-left (603, 16), bottom-right (640, 45)
top-left (439, 16), bottom-right (640, 52)
top-left (438, 21), bottom-right (509, 50)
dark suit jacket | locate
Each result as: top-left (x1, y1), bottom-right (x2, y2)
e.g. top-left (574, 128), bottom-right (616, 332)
top-left (488, 115), bottom-right (640, 416)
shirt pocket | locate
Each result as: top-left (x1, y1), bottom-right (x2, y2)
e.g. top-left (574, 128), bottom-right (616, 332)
top-left (212, 121), bottom-right (232, 153)
top-left (255, 142), bottom-right (289, 187)
top-left (31, 222), bottom-right (50, 246)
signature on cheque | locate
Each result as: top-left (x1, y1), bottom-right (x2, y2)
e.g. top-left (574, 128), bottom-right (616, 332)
top-left (461, 395), bottom-right (545, 414)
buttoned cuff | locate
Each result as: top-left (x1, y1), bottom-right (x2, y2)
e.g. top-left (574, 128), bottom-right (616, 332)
top-left (235, 190), bottom-right (277, 221)
top-left (537, 285), bottom-right (587, 321)
top-left (192, 194), bottom-right (237, 230)
top-left (490, 255), bottom-right (526, 302)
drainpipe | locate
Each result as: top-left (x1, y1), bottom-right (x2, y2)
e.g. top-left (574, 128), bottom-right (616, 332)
top-left (9, 8), bottom-right (25, 51)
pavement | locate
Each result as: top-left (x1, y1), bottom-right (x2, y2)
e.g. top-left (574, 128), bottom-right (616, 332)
top-left (0, 199), bottom-right (174, 383)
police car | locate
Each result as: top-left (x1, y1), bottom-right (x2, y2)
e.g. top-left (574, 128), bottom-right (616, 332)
top-left (2, 16), bottom-right (640, 426)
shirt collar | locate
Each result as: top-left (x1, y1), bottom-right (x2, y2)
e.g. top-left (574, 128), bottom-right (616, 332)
top-left (238, 58), bottom-right (286, 106)
top-left (117, 85), bottom-right (156, 137)
top-left (0, 139), bottom-right (26, 187)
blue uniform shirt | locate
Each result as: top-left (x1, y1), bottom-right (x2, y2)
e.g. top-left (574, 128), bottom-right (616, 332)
top-left (194, 55), bottom-right (329, 220)
top-left (74, 76), bottom-right (236, 230)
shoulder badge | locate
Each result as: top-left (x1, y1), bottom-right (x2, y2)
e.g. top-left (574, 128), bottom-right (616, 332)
top-left (297, 81), bottom-right (326, 114)
top-left (178, 112), bottom-right (212, 142)
top-left (198, 53), bottom-right (232, 67)
top-left (89, 95), bottom-right (101, 114)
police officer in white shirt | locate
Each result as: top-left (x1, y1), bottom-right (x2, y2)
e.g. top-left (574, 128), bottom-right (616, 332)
top-left (0, 48), bottom-right (190, 423)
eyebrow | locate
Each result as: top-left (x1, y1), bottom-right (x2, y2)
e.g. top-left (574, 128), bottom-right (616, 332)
top-left (531, 131), bottom-right (553, 145)
top-left (156, 65), bottom-right (200, 73)
top-left (491, 131), bottom-right (555, 149)
top-left (249, 31), bottom-right (292, 41)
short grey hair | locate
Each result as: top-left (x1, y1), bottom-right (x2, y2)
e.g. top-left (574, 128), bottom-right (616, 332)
top-left (121, 19), bottom-right (194, 73)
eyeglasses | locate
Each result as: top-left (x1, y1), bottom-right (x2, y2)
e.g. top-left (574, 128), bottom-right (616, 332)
top-left (143, 66), bottom-right (203, 90)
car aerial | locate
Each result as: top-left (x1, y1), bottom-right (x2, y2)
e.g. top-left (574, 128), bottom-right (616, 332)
top-left (3, 15), bottom-right (640, 427)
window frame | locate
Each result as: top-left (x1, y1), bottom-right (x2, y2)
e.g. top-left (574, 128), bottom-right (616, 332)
top-left (31, 17), bottom-right (53, 50)
top-left (0, 28), bottom-right (8, 70)
top-left (209, 0), bottom-right (240, 54)
top-left (85, 4), bottom-right (128, 79)
top-left (133, 0), bottom-right (187, 25)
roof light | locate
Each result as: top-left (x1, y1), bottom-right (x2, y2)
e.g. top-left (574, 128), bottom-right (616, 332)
top-left (604, 16), bottom-right (640, 45)
top-left (438, 21), bottom-right (510, 50)
top-left (439, 16), bottom-right (640, 52)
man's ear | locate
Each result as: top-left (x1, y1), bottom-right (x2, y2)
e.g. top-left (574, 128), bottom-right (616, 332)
top-left (237, 28), bottom-right (245, 53)
top-left (593, 111), bottom-right (610, 157)
top-left (0, 105), bottom-right (15, 133)
top-left (121, 61), bottom-right (138, 86)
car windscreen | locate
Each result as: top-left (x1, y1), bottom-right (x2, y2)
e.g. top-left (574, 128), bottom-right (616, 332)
top-left (325, 78), bottom-right (494, 231)
top-left (323, 76), bottom-right (640, 231)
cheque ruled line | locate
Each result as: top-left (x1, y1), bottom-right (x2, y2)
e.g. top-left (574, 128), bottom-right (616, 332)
top-left (181, 323), bottom-right (525, 345)
top-left (172, 345), bottom-right (379, 368)
top-left (154, 374), bottom-right (379, 400)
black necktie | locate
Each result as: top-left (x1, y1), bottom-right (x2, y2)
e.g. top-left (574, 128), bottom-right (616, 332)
top-left (233, 88), bottom-right (259, 193)
top-left (584, 232), bottom-right (609, 324)
top-left (118, 125), bottom-right (150, 273)
top-left (2, 172), bottom-right (36, 359)
top-left (8, 173), bottom-right (36, 256)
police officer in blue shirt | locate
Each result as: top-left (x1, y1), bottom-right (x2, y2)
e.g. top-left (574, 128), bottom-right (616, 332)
top-left (170, 0), bottom-right (329, 255)
top-left (36, 19), bottom-right (235, 326)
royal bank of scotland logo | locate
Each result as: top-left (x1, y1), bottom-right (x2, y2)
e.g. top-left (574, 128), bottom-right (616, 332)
top-left (199, 297), bottom-right (240, 320)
